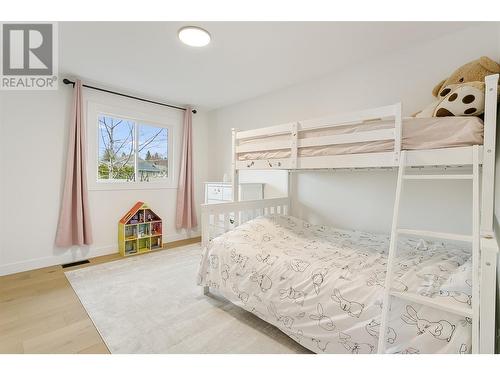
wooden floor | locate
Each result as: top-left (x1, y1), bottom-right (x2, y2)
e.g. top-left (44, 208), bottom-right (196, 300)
top-left (0, 237), bottom-right (201, 354)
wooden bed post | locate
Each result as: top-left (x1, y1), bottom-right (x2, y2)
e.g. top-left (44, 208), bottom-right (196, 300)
top-left (232, 128), bottom-right (239, 202)
top-left (201, 207), bottom-right (209, 247)
top-left (480, 74), bottom-right (499, 237)
top-left (201, 205), bottom-right (210, 296)
top-left (287, 171), bottom-right (294, 216)
top-left (477, 74), bottom-right (499, 353)
top-left (232, 128), bottom-right (242, 226)
top-left (479, 236), bottom-right (498, 353)
top-left (288, 122), bottom-right (298, 216)
top-left (290, 122), bottom-right (298, 169)
top-left (393, 102), bottom-right (403, 163)
top-left (478, 73), bottom-right (499, 354)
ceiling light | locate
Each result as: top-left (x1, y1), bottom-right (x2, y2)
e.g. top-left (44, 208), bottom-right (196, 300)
top-left (178, 26), bottom-right (211, 47)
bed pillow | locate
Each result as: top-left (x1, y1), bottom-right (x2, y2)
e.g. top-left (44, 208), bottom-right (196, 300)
top-left (415, 82), bottom-right (485, 118)
top-left (439, 260), bottom-right (472, 293)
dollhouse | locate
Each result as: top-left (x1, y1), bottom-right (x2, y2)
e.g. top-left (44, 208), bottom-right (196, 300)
top-left (118, 201), bottom-right (163, 256)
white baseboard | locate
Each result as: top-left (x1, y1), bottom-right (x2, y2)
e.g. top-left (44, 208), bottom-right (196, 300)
top-left (0, 245), bottom-right (116, 276)
top-left (164, 232), bottom-right (201, 243)
top-left (0, 232), bottom-right (200, 276)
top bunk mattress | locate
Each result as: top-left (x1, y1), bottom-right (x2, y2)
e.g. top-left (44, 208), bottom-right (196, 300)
top-left (238, 116), bottom-right (484, 161)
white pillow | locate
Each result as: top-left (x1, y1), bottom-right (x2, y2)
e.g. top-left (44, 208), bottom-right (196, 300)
top-left (415, 82), bottom-right (485, 118)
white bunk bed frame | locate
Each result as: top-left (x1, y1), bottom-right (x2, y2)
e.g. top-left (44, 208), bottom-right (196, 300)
top-left (201, 74), bottom-right (500, 354)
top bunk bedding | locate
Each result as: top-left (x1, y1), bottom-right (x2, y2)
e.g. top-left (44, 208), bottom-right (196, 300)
top-left (237, 116), bottom-right (484, 161)
top-left (198, 214), bottom-right (473, 354)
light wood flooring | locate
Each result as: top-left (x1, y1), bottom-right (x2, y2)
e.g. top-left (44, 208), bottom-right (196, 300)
top-left (0, 237), bottom-right (201, 354)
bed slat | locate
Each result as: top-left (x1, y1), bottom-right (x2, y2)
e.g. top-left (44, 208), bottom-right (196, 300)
top-left (298, 128), bottom-right (395, 148)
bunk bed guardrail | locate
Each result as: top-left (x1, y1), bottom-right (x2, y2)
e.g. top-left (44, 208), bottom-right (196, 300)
top-left (233, 102), bottom-right (403, 170)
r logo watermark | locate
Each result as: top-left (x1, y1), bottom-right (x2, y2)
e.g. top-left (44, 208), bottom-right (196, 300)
top-left (1, 22), bottom-right (58, 90)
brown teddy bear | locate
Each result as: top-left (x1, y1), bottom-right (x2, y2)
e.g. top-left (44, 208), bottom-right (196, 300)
top-left (415, 56), bottom-right (500, 118)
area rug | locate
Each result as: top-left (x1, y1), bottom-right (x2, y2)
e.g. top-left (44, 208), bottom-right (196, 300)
top-left (65, 244), bottom-right (309, 354)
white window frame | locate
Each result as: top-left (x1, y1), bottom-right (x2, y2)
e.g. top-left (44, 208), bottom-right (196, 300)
top-left (87, 101), bottom-right (178, 191)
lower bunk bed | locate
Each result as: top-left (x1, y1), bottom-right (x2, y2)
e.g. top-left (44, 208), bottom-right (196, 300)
top-left (198, 214), bottom-right (473, 354)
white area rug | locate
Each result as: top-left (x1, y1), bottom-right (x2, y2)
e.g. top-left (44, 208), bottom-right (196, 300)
top-left (65, 245), bottom-right (310, 354)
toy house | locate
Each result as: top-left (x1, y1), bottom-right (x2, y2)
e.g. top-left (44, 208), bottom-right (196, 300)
top-left (118, 201), bottom-right (162, 256)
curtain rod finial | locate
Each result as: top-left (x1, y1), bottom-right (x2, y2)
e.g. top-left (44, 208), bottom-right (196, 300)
top-left (192, 109), bottom-right (197, 114)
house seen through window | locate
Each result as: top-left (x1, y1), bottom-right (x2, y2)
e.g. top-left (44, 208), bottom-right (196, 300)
top-left (98, 115), bottom-right (169, 182)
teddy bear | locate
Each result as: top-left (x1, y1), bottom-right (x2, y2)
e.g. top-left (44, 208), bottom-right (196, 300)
top-left (415, 56), bottom-right (500, 118)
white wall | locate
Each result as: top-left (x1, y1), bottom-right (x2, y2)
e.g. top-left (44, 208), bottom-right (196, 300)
top-left (0, 87), bottom-right (208, 275)
top-left (207, 24), bottom-right (500, 235)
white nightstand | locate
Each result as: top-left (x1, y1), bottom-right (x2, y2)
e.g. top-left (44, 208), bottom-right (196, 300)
top-left (204, 182), bottom-right (264, 204)
top-left (204, 182), bottom-right (265, 234)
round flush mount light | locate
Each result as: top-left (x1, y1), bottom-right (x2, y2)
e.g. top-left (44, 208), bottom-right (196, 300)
top-left (178, 26), bottom-right (211, 47)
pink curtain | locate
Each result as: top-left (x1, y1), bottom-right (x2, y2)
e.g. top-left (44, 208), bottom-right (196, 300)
top-left (55, 80), bottom-right (93, 247)
top-left (176, 106), bottom-right (197, 229)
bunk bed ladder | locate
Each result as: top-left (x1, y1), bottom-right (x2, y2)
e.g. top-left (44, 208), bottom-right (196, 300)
top-left (377, 145), bottom-right (480, 354)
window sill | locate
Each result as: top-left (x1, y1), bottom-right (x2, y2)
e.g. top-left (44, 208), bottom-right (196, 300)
top-left (88, 182), bottom-right (177, 191)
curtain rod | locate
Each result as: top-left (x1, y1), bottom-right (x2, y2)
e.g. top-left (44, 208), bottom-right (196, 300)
top-left (62, 78), bottom-right (197, 114)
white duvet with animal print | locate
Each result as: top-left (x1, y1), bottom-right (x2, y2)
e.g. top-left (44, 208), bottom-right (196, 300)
top-left (197, 215), bottom-right (473, 354)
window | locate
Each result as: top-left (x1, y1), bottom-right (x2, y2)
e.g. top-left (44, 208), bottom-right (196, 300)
top-left (137, 124), bottom-right (169, 182)
top-left (98, 115), bottom-right (136, 181)
top-left (97, 115), bottom-right (170, 183)
top-left (88, 100), bottom-right (177, 190)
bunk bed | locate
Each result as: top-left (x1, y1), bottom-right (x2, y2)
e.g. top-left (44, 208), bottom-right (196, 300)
top-left (198, 74), bottom-right (499, 354)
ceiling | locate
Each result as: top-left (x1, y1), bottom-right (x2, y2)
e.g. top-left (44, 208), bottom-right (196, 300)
top-left (60, 22), bottom-right (479, 111)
